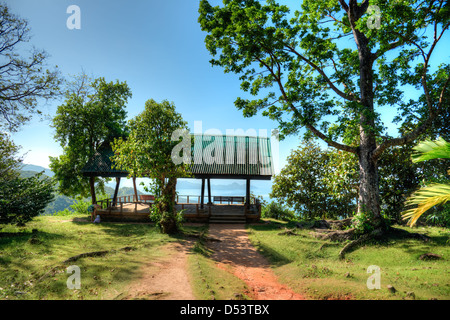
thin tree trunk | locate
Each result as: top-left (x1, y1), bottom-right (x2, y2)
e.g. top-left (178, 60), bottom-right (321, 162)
top-left (132, 176), bottom-right (138, 202)
top-left (89, 176), bottom-right (96, 204)
top-left (159, 177), bottom-right (178, 234)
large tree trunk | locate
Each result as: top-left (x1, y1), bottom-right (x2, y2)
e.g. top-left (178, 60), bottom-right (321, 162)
top-left (358, 145), bottom-right (384, 229)
top-left (354, 25), bottom-right (385, 231)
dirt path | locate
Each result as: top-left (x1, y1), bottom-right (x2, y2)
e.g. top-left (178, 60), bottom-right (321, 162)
top-left (122, 223), bottom-right (305, 300)
top-left (122, 241), bottom-right (195, 300)
top-left (207, 224), bottom-right (306, 300)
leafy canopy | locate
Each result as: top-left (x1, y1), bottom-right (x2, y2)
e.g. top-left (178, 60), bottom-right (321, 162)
top-left (0, 133), bottom-right (55, 227)
top-left (402, 138), bottom-right (450, 226)
top-left (112, 99), bottom-right (189, 234)
top-left (199, 0), bottom-right (449, 149)
top-left (0, 3), bottom-right (61, 132)
top-left (50, 75), bottom-right (132, 198)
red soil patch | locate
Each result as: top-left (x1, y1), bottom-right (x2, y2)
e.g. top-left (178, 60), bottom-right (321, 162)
top-left (208, 224), bottom-right (306, 300)
top-left (123, 241), bottom-right (195, 300)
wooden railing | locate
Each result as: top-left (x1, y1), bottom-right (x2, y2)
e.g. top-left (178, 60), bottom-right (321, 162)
top-left (96, 194), bottom-right (261, 217)
top-left (97, 195), bottom-right (154, 209)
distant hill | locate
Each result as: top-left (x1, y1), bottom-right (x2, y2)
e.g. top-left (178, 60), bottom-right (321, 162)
top-left (21, 164), bottom-right (54, 177)
top-left (19, 164), bottom-right (272, 213)
top-left (19, 166), bottom-right (143, 215)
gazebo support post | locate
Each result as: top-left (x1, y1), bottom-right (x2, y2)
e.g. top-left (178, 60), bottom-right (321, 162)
top-left (113, 177), bottom-right (121, 206)
top-left (207, 178), bottom-right (212, 205)
top-left (201, 178), bottom-right (205, 209)
top-left (245, 178), bottom-right (251, 208)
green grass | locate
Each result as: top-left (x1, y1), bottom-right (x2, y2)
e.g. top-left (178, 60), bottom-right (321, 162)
top-left (2, 215), bottom-right (448, 300)
top-left (187, 226), bottom-right (250, 300)
top-left (247, 219), bottom-right (450, 300)
top-left (0, 214), bottom-right (183, 300)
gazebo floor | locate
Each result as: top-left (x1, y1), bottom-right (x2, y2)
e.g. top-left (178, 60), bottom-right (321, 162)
top-left (93, 203), bottom-right (259, 223)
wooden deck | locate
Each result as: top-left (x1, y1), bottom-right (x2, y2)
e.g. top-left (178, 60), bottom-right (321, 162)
top-left (92, 200), bottom-right (261, 223)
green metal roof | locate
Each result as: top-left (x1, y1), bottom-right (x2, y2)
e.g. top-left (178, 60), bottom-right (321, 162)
top-left (82, 146), bottom-right (128, 177)
top-left (82, 134), bottom-right (274, 179)
top-left (189, 134), bottom-right (273, 179)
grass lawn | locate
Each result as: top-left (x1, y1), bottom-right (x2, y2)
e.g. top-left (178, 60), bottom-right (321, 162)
top-left (1, 214), bottom-right (448, 300)
top-left (186, 225), bottom-right (250, 300)
top-left (0, 214), bottom-right (194, 300)
top-left (247, 219), bottom-right (450, 300)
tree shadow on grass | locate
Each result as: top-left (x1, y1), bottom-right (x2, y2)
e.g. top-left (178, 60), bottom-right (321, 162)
top-left (252, 241), bottom-right (292, 267)
top-left (0, 230), bottom-right (64, 249)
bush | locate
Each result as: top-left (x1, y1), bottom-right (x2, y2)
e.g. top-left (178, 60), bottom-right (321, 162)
top-left (0, 173), bottom-right (55, 226)
top-left (262, 201), bottom-right (295, 221)
top-left (70, 198), bottom-right (91, 214)
top-left (270, 140), bottom-right (358, 220)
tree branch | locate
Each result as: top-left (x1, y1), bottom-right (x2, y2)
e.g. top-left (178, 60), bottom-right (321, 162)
top-left (284, 44), bottom-right (359, 102)
top-left (306, 124), bottom-right (358, 154)
top-left (372, 74), bottom-right (450, 160)
top-left (254, 56), bottom-right (357, 154)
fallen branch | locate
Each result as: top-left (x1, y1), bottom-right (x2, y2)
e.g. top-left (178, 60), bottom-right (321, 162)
top-left (36, 245), bottom-right (138, 283)
top-left (63, 246), bottom-right (136, 263)
top-left (184, 232), bottom-right (222, 242)
top-left (278, 228), bottom-right (300, 236)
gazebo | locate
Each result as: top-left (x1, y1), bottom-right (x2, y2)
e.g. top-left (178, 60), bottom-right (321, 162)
top-left (81, 134), bottom-right (274, 222)
top-left (190, 134), bottom-right (273, 208)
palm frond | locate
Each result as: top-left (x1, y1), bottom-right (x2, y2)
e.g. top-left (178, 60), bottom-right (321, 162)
top-left (411, 137), bottom-right (450, 163)
top-left (402, 183), bottom-right (450, 226)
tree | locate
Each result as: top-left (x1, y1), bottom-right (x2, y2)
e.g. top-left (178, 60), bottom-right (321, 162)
top-left (199, 0), bottom-right (449, 235)
top-left (0, 3), bottom-right (61, 132)
top-left (0, 133), bottom-right (54, 227)
top-left (402, 137), bottom-right (450, 226)
top-left (49, 75), bottom-right (131, 203)
top-left (271, 140), bottom-right (358, 219)
top-left (112, 99), bottom-right (189, 234)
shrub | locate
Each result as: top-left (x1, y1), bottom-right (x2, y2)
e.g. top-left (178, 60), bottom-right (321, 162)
top-left (262, 201), bottom-right (295, 221)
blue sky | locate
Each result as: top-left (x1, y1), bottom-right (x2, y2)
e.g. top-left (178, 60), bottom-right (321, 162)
top-left (5, 0), bottom-right (449, 197)
top-left (7, 0), bottom-right (302, 196)
top-left (8, 0), bottom-right (300, 168)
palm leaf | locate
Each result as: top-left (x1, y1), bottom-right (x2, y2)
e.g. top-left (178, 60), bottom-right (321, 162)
top-left (402, 183), bottom-right (450, 226)
top-left (411, 137), bottom-right (450, 163)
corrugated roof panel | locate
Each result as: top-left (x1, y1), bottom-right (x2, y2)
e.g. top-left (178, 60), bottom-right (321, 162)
top-left (82, 134), bottom-right (274, 178)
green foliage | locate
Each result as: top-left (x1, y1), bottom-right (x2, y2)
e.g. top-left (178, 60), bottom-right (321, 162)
top-left (0, 133), bottom-right (22, 181)
top-left (0, 3), bottom-right (61, 132)
top-left (378, 144), bottom-right (423, 222)
top-left (402, 138), bottom-right (450, 226)
top-left (0, 172), bottom-right (55, 226)
top-left (69, 198), bottom-right (92, 215)
top-left (411, 137), bottom-right (450, 163)
top-left (49, 74), bottom-right (132, 199)
top-left (262, 201), bottom-right (295, 221)
top-left (270, 140), bottom-right (358, 220)
top-left (199, 0), bottom-right (449, 230)
top-left (112, 99), bottom-right (189, 234)
top-left (198, 0), bottom-right (449, 142)
top-left (0, 134), bottom-right (55, 227)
